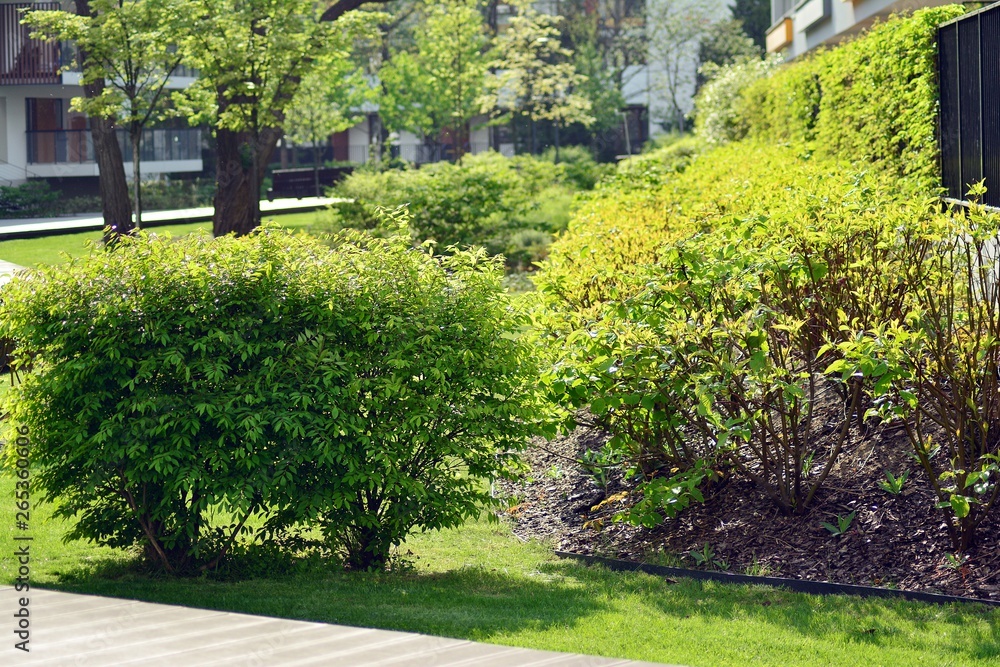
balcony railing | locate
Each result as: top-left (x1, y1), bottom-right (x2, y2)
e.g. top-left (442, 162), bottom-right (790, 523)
top-left (1, 2), bottom-right (61, 85)
top-left (27, 128), bottom-right (202, 165)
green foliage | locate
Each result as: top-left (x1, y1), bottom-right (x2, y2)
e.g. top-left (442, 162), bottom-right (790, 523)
top-left (822, 511), bottom-right (856, 537)
top-left (0, 224), bottom-right (545, 572)
top-left (697, 18), bottom-right (761, 87)
top-left (534, 134), bottom-right (998, 528)
top-left (139, 178), bottom-right (215, 210)
top-left (731, 0), bottom-right (770, 52)
top-left (23, 0), bottom-right (190, 225)
top-left (690, 542), bottom-right (728, 570)
top-left (879, 470), bottom-right (909, 495)
top-left (831, 191), bottom-right (1000, 552)
top-left (480, 0), bottom-right (593, 130)
top-left (284, 48), bottom-right (372, 152)
top-left (621, 462), bottom-right (712, 529)
top-left (693, 54), bottom-right (782, 145)
top-left (0, 181), bottom-right (60, 218)
top-left (541, 145), bottom-right (611, 191)
top-left (378, 0), bottom-right (489, 148)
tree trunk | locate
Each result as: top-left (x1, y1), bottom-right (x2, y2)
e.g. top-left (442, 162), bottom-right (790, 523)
top-left (90, 113), bottom-right (134, 242)
top-left (131, 130), bottom-right (143, 229)
top-left (76, 0), bottom-right (132, 243)
top-left (213, 125), bottom-right (281, 236)
top-left (530, 117), bottom-right (537, 155)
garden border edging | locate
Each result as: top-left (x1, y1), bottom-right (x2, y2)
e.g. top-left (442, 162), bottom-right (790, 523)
top-left (555, 551), bottom-right (1000, 607)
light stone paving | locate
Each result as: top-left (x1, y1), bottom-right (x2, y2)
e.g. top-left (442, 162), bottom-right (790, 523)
top-left (0, 197), bottom-right (347, 237)
top-left (3, 588), bottom-right (679, 667)
top-left (0, 259), bottom-right (23, 286)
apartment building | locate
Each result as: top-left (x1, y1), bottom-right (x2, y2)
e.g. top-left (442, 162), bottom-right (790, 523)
top-left (766, 0), bottom-right (952, 57)
top-left (0, 1), bottom-right (202, 188)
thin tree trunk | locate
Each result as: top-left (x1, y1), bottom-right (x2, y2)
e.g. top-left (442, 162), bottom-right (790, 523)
top-left (313, 143), bottom-right (321, 197)
top-left (131, 130), bottom-right (143, 228)
top-left (554, 120), bottom-right (560, 163)
top-left (530, 117), bottom-right (536, 155)
top-left (76, 0), bottom-right (131, 242)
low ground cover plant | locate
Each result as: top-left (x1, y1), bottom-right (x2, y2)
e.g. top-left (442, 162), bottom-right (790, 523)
top-left (0, 222), bottom-right (545, 572)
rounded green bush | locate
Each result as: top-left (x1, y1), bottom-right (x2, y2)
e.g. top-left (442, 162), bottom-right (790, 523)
top-left (0, 225), bottom-right (545, 572)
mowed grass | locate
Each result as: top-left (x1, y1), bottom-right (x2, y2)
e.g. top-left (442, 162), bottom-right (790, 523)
top-left (0, 209), bottom-right (336, 268)
top-left (1, 476), bottom-right (998, 667)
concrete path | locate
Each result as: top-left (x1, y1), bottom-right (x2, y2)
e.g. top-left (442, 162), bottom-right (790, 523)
top-left (0, 197), bottom-right (345, 240)
top-left (4, 588), bottom-right (675, 667)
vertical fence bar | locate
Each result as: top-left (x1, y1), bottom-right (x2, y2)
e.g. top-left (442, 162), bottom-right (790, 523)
top-left (940, 4), bottom-right (1000, 206)
top-left (958, 16), bottom-right (983, 195)
top-left (981, 6), bottom-right (1000, 208)
top-left (938, 22), bottom-right (961, 200)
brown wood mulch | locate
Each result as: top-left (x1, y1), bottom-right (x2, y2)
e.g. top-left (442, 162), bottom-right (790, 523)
top-left (497, 409), bottom-right (1000, 600)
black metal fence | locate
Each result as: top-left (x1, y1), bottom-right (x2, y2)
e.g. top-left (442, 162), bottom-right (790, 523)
top-left (938, 3), bottom-right (1000, 207)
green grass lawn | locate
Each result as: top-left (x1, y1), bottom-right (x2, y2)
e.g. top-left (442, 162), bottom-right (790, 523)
top-left (0, 209), bottom-right (336, 268)
top-left (1, 475), bottom-right (997, 667)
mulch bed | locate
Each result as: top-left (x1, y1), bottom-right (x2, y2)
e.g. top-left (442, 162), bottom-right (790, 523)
top-left (497, 409), bottom-right (1000, 599)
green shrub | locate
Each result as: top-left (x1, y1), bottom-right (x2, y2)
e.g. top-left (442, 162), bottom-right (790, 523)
top-left (0, 181), bottom-right (60, 218)
top-left (1, 223), bottom-right (545, 572)
top-left (832, 192), bottom-right (1000, 552)
top-left (693, 55), bottom-right (783, 145)
top-left (540, 145), bottom-right (612, 190)
top-left (331, 151), bottom-right (576, 270)
top-left (140, 178), bottom-right (215, 211)
top-left (536, 140), bottom-right (957, 521)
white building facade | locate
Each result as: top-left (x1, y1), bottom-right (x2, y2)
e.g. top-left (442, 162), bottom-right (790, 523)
top-left (766, 0), bottom-right (952, 57)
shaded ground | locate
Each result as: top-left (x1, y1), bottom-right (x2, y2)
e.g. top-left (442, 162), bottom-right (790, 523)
top-left (499, 410), bottom-right (1000, 600)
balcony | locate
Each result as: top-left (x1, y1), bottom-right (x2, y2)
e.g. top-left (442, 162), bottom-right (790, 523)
top-left (0, 2), bottom-right (61, 85)
top-left (26, 128), bottom-right (202, 165)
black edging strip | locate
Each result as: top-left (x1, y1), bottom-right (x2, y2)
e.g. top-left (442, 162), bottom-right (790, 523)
top-left (555, 551), bottom-right (1000, 608)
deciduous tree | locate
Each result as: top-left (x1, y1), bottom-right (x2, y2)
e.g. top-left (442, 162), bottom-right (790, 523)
top-left (479, 0), bottom-right (594, 155)
top-left (646, 0), bottom-right (723, 132)
top-left (379, 0), bottom-right (489, 160)
top-left (284, 50), bottom-right (371, 194)
top-left (24, 0), bottom-right (183, 237)
top-left (175, 0), bottom-right (387, 237)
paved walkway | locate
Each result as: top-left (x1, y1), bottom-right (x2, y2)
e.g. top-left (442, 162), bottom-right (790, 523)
top-left (0, 197), bottom-right (344, 239)
top-left (4, 588), bottom-right (674, 666)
